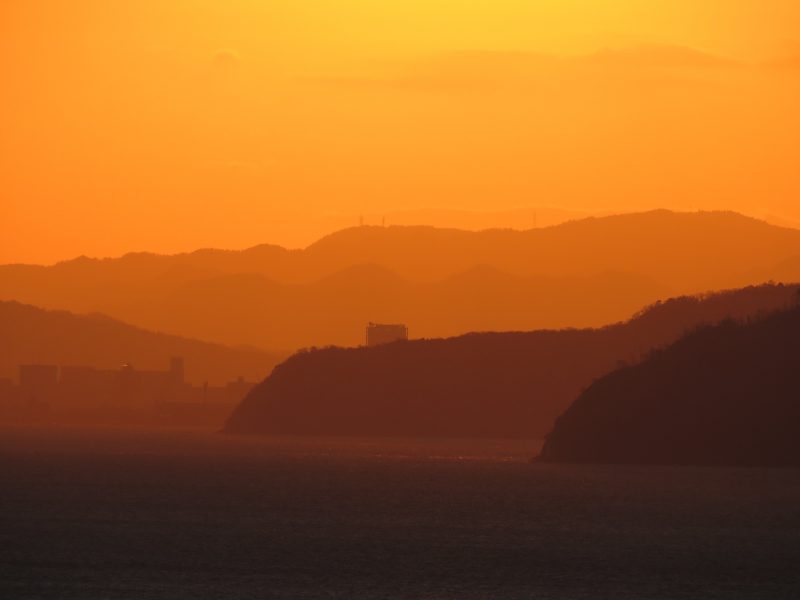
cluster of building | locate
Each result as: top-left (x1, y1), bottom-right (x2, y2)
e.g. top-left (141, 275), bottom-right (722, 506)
top-left (0, 323), bottom-right (409, 425)
top-left (0, 358), bottom-right (255, 424)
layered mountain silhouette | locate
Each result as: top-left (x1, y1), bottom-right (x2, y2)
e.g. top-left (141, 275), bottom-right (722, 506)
top-left (2, 211), bottom-right (800, 349)
top-left (225, 284), bottom-right (799, 438)
top-left (538, 300), bottom-right (800, 466)
top-left (0, 301), bottom-right (282, 385)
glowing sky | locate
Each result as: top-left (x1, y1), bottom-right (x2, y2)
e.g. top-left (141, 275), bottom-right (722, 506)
top-left (2, 1), bottom-right (799, 263)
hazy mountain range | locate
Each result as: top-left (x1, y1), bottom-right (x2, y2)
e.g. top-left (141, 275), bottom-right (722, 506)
top-left (2, 210), bottom-right (800, 349)
top-left (0, 301), bottom-right (282, 385)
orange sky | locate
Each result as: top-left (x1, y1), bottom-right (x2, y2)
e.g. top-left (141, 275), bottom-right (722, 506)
top-left (2, 1), bottom-right (799, 264)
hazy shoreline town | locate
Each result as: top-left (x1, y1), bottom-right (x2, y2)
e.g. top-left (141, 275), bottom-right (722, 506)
top-left (0, 322), bottom-right (407, 426)
top-left (0, 358), bottom-right (255, 427)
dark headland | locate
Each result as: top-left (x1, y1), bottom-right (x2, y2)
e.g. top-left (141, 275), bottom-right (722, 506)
top-left (538, 303), bottom-right (800, 467)
top-left (225, 284), bottom-right (799, 439)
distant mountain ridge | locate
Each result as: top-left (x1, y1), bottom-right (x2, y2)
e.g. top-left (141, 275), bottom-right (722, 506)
top-left (5, 210), bottom-right (799, 284)
top-left (2, 210), bottom-right (800, 348)
top-left (301, 210), bottom-right (800, 286)
top-left (538, 301), bottom-right (800, 466)
top-left (0, 301), bottom-right (282, 385)
top-left (225, 284), bottom-right (800, 438)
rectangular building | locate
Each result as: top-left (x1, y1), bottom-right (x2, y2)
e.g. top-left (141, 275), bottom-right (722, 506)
top-left (366, 322), bottom-right (408, 347)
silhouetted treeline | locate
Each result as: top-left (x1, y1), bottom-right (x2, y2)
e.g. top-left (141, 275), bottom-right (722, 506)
top-left (225, 284), bottom-right (800, 438)
top-left (539, 301), bottom-right (800, 466)
top-left (0, 301), bottom-right (281, 385)
top-left (3, 211), bottom-right (800, 348)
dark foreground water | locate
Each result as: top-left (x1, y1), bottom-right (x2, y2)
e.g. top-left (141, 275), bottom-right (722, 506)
top-left (1, 426), bottom-right (799, 599)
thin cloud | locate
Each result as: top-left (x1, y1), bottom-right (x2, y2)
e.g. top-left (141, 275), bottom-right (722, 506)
top-left (307, 45), bottom-right (743, 93)
top-left (584, 44), bottom-right (740, 69)
top-left (212, 49), bottom-right (240, 70)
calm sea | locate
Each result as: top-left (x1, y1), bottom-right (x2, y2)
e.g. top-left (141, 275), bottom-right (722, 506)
top-left (1, 426), bottom-right (798, 599)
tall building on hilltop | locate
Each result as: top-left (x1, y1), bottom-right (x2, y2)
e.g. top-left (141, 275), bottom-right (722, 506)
top-left (366, 322), bottom-right (408, 347)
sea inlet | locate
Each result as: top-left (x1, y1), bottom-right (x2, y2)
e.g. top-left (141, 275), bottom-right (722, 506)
top-left (1, 426), bottom-right (798, 599)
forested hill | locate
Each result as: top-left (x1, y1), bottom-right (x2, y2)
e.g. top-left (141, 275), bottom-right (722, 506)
top-left (539, 303), bottom-right (800, 466)
top-left (226, 284), bottom-right (800, 438)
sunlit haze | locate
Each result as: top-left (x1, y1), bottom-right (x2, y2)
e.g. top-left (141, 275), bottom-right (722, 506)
top-left (2, 0), bottom-right (800, 264)
top-left (4, 6), bottom-right (800, 597)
